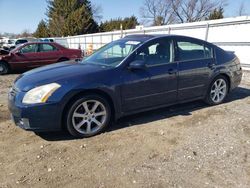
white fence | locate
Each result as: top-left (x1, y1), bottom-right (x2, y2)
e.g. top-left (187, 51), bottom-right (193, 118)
top-left (56, 16), bottom-right (250, 69)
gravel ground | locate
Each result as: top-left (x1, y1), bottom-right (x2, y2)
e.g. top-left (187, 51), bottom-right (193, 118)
top-left (0, 72), bottom-right (250, 188)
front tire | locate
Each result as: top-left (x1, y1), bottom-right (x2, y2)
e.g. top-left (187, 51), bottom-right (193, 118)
top-left (205, 76), bottom-right (229, 105)
top-left (0, 61), bottom-right (10, 75)
top-left (65, 94), bottom-right (111, 138)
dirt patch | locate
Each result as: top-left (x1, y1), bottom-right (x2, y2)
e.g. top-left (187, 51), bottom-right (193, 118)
top-left (0, 72), bottom-right (250, 187)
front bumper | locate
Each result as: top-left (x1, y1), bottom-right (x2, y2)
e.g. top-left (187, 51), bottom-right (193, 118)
top-left (8, 87), bottom-right (63, 132)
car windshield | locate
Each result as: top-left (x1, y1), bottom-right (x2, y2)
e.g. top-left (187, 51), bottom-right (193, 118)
top-left (8, 40), bottom-right (15, 44)
top-left (82, 39), bottom-right (142, 67)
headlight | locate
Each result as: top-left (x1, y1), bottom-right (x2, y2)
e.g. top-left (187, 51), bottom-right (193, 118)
top-left (22, 83), bottom-right (61, 104)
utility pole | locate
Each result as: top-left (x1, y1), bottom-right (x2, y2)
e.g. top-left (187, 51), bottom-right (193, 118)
top-left (120, 24), bottom-right (123, 38)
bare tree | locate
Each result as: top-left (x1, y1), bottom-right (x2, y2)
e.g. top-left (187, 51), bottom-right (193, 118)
top-left (170, 0), bottom-right (226, 23)
top-left (92, 3), bottom-right (103, 22)
top-left (17, 29), bottom-right (33, 38)
top-left (140, 0), bottom-right (176, 26)
top-left (140, 0), bottom-right (226, 25)
top-left (238, 1), bottom-right (246, 16)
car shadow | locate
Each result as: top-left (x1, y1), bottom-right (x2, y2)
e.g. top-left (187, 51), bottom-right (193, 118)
top-left (38, 86), bottom-right (250, 141)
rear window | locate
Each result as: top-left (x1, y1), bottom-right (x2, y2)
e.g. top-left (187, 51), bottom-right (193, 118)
top-left (177, 41), bottom-right (213, 61)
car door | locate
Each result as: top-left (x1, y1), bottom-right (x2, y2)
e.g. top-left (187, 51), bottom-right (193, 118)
top-left (175, 38), bottom-right (215, 101)
top-left (121, 37), bottom-right (178, 112)
top-left (37, 43), bottom-right (61, 66)
top-left (10, 43), bottom-right (39, 70)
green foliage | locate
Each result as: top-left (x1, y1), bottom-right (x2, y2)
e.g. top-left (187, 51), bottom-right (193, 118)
top-left (207, 7), bottom-right (224, 20)
top-left (46, 0), bottom-right (99, 36)
top-left (33, 20), bottom-right (49, 38)
top-left (63, 6), bottom-right (98, 36)
top-left (100, 16), bottom-right (139, 32)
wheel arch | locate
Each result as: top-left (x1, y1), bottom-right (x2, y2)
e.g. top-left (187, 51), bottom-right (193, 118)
top-left (57, 57), bottom-right (69, 62)
top-left (219, 73), bottom-right (231, 92)
top-left (61, 89), bottom-right (116, 130)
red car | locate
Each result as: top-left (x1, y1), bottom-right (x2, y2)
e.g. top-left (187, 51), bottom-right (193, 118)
top-left (0, 42), bottom-right (82, 74)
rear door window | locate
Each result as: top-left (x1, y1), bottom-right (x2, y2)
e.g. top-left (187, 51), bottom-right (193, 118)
top-left (39, 44), bottom-right (57, 52)
top-left (176, 41), bottom-right (213, 61)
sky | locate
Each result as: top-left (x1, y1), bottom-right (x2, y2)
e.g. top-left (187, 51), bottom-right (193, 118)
top-left (0, 0), bottom-right (249, 34)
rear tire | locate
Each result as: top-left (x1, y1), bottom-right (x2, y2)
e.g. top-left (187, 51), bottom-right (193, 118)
top-left (65, 94), bottom-right (111, 138)
top-left (205, 75), bottom-right (229, 105)
top-left (0, 61), bottom-right (10, 75)
top-left (57, 58), bottom-right (69, 62)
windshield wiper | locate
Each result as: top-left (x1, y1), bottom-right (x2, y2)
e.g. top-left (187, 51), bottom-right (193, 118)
top-left (83, 61), bottom-right (113, 67)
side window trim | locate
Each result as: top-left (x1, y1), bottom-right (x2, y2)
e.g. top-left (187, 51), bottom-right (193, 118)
top-left (38, 44), bottom-right (42, 53)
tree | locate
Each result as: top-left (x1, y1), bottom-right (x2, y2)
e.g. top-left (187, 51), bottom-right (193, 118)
top-left (238, 1), bottom-right (246, 16)
top-left (33, 19), bottom-right (49, 38)
top-left (100, 16), bottom-right (139, 32)
top-left (46, 0), bottom-right (99, 36)
top-left (140, 0), bottom-right (175, 26)
top-left (123, 16), bottom-right (139, 29)
top-left (170, 0), bottom-right (226, 23)
top-left (16, 30), bottom-right (32, 38)
top-left (92, 3), bottom-right (103, 22)
top-left (140, 0), bottom-right (226, 25)
top-left (63, 6), bottom-right (98, 35)
top-left (207, 7), bottom-right (224, 20)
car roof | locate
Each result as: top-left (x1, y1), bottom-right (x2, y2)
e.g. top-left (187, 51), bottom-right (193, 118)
top-left (124, 34), bottom-right (180, 39)
top-left (125, 34), bottom-right (197, 39)
top-left (124, 34), bottom-right (213, 46)
top-left (17, 37), bottom-right (36, 39)
top-left (16, 41), bottom-right (65, 49)
top-left (21, 41), bottom-right (60, 45)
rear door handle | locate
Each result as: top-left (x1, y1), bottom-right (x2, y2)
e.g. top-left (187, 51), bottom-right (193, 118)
top-left (168, 68), bottom-right (177, 75)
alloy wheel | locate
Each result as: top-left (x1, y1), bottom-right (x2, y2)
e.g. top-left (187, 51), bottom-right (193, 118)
top-left (72, 100), bottom-right (107, 134)
top-left (210, 78), bottom-right (227, 103)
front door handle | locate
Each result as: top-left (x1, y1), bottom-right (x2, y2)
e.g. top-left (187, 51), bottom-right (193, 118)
top-left (208, 62), bottom-right (216, 68)
top-left (168, 68), bottom-right (177, 75)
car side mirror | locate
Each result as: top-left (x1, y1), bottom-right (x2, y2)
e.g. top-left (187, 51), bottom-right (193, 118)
top-left (128, 60), bottom-right (146, 70)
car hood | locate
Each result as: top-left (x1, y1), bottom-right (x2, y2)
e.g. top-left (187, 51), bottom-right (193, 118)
top-left (0, 52), bottom-right (10, 58)
top-left (15, 60), bottom-right (111, 91)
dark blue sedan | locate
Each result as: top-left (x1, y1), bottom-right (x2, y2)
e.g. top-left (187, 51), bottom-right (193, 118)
top-left (8, 35), bottom-right (242, 137)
